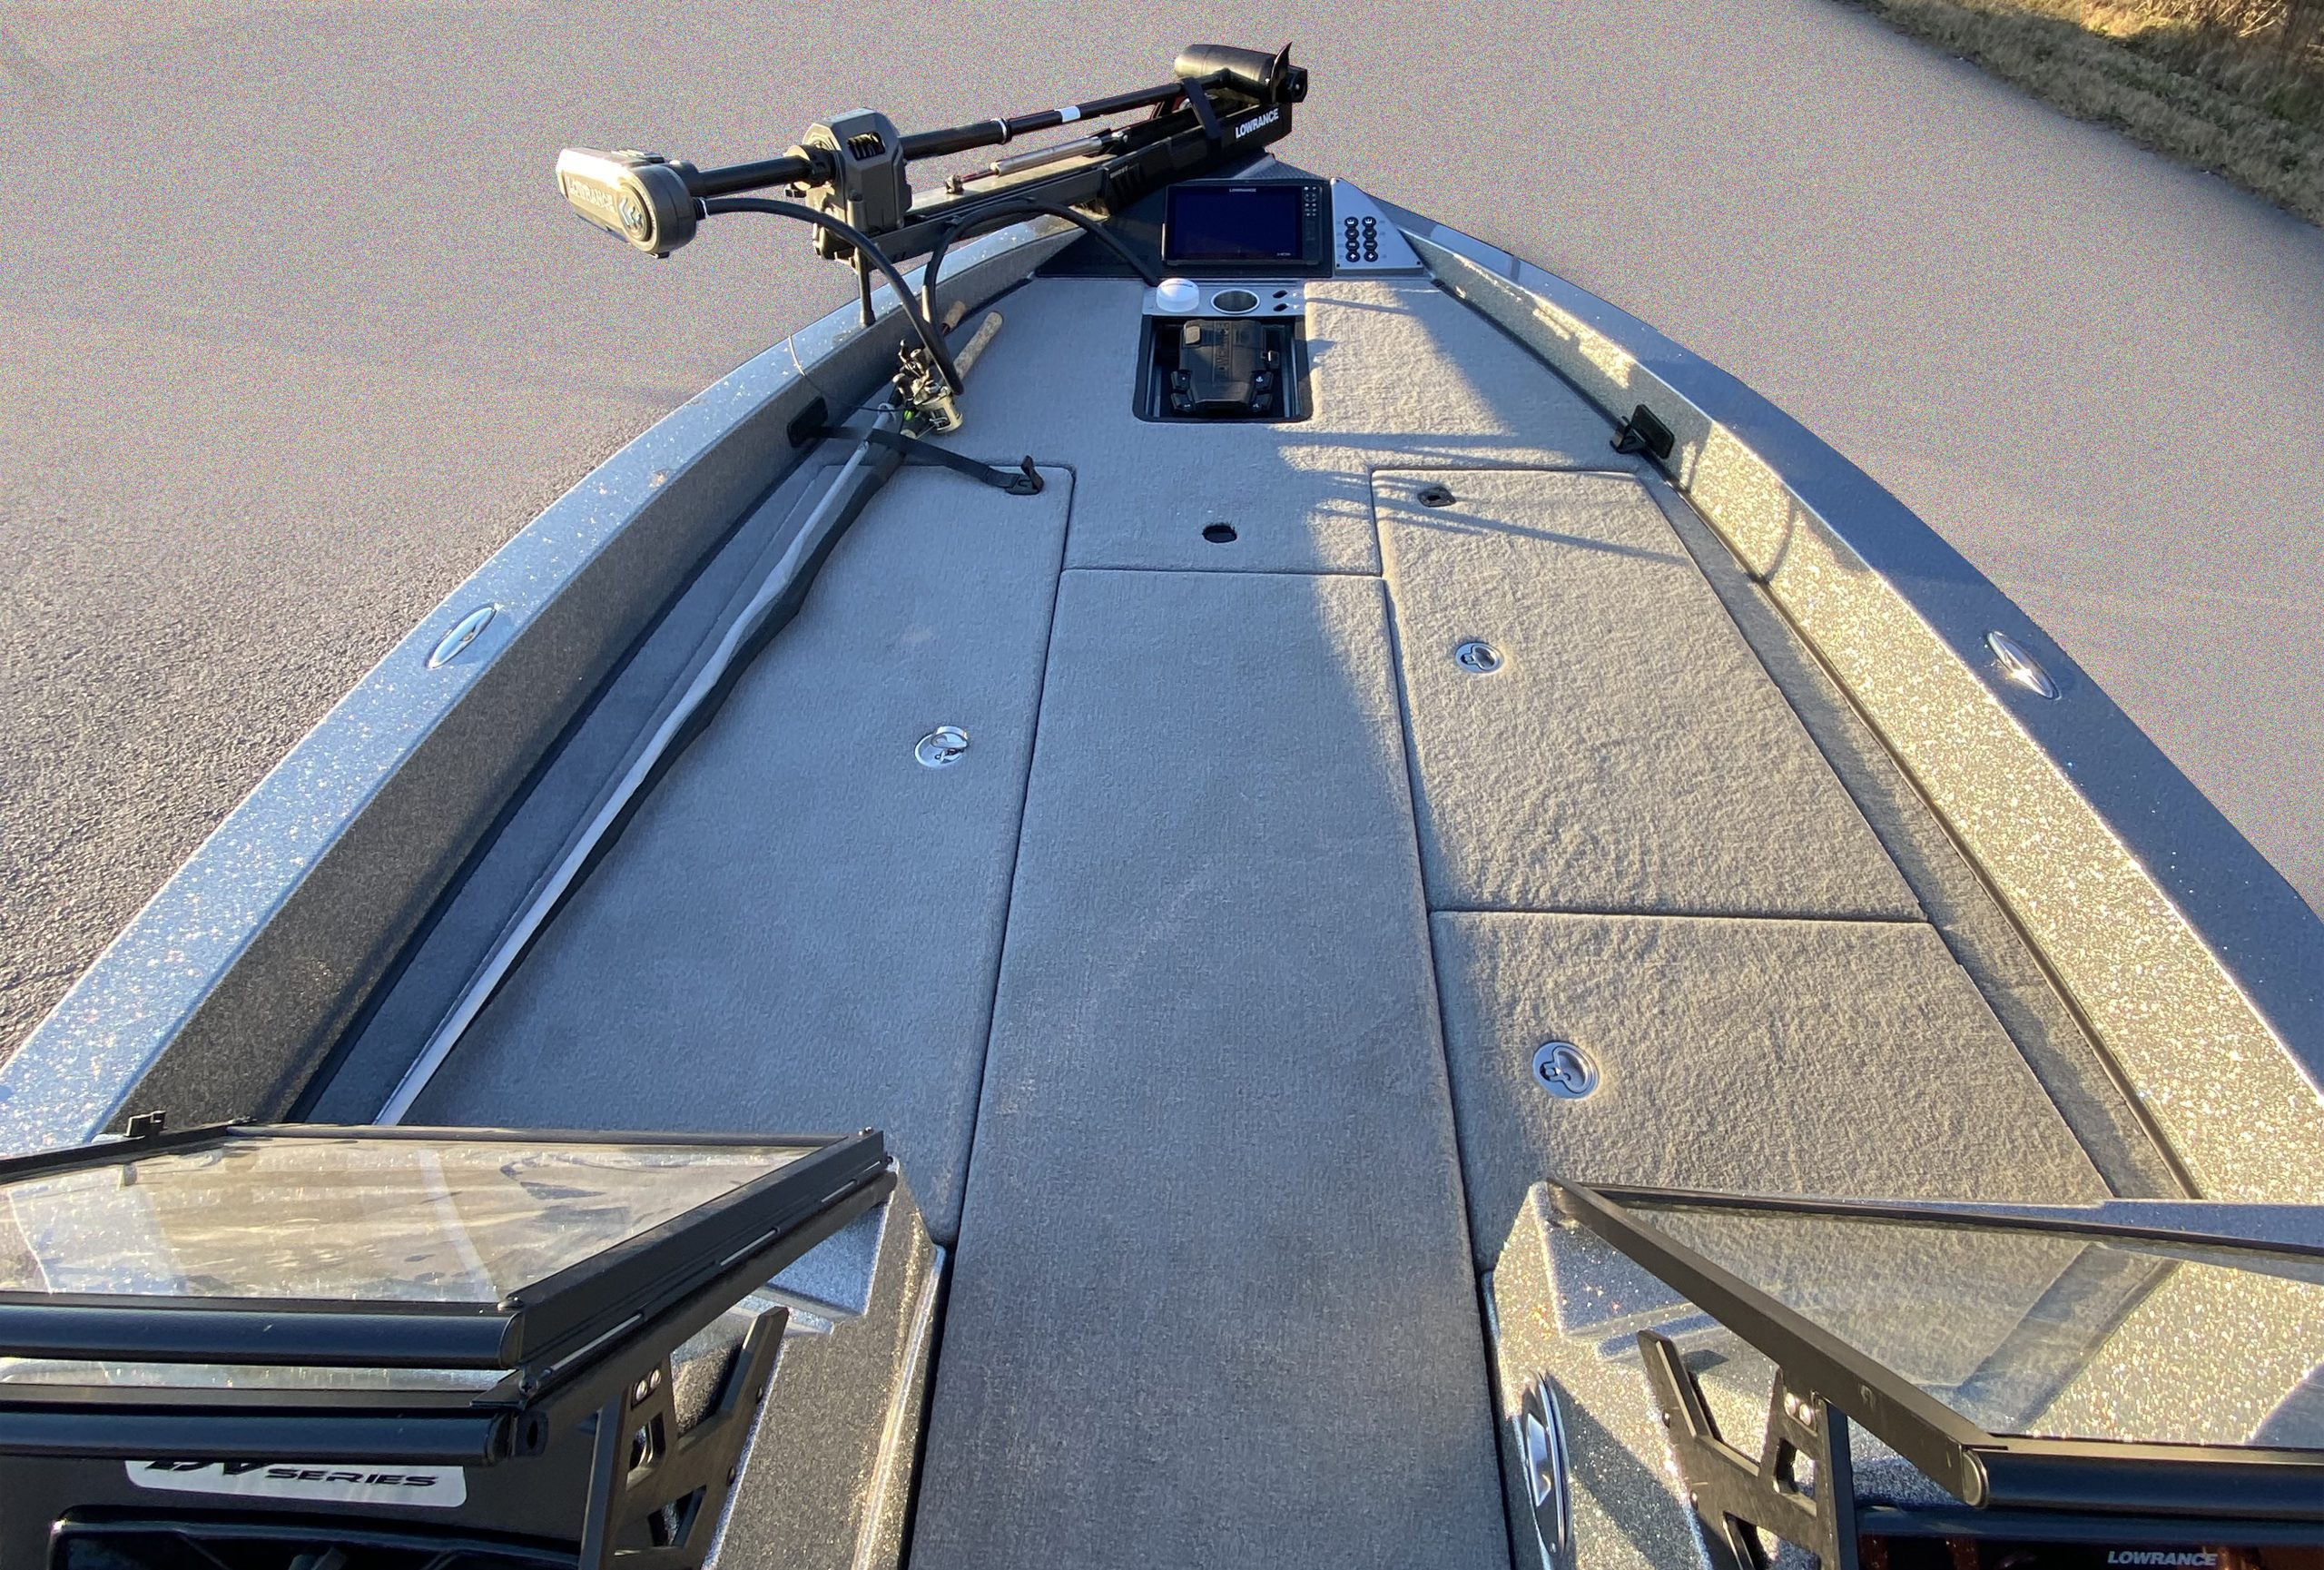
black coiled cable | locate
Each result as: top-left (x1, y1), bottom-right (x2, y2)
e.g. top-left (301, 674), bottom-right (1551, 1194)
top-left (917, 200), bottom-right (1161, 325)
top-left (700, 195), bottom-right (966, 392)
top-left (703, 193), bottom-right (1162, 395)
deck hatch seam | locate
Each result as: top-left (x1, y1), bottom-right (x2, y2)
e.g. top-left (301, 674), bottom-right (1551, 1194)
top-left (1425, 906), bottom-right (1931, 924)
top-left (946, 474), bottom-right (1076, 1248)
top-left (1057, 564), bottom-right (1382, 579)
top-left (1377, 561), bottom-right (1504, 1282)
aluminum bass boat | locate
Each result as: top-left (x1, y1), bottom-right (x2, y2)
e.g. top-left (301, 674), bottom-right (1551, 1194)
top-left (4, 41), bottom-right (2324, 1570)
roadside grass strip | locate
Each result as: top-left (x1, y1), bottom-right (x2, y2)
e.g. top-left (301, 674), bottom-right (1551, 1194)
top-left (1841, 0), bottom-right (2324, 224)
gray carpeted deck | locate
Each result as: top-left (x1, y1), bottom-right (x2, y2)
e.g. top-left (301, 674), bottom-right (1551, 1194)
top-left (1375, 469), bottom-right (1920, 919)
top-left (909, 568), bottom-right (1509, 1569)
top-left (945, 277), bottom-right (1617, 574)
top-left (403, 465), bottom-right (1072, 1242)
top-left (368, 270), bottom-right (2169, 1565)
top-left (1433, 911), bottom-right (2105, 1263)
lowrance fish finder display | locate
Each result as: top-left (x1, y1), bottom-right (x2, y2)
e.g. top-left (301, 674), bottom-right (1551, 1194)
top-left (1162, 182), bottom-right (1324, 266)
top-left (1863, 1537), bottom-right (2324, 1570)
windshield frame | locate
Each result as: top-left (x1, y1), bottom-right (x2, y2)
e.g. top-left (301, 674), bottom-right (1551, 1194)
top-left (0, 1124), bottom-right (887, 1386)
top-left (1555, 1181), bottom-right (2324, 1521)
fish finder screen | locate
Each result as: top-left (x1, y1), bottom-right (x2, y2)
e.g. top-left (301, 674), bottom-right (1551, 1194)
top-left (1164, 185), bottom-right (1303, 262)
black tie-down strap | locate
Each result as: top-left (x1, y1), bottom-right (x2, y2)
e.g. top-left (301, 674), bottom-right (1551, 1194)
top-left (813, 423), bottom-right (1042, 495)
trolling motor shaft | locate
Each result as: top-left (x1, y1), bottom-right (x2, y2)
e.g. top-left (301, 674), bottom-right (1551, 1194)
top-left (555, 44), bottom-right (1304, 434)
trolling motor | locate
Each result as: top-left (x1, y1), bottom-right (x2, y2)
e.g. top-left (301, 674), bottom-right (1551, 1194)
top-left (555, 44), bottom-right (1305, 430)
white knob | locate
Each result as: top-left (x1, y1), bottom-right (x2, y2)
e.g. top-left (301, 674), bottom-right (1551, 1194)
top-left (1155, 276), bottom-right (1201, 313)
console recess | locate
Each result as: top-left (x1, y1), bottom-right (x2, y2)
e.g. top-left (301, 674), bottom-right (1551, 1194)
top-left (1137, 314), bottom-right (1309, 422)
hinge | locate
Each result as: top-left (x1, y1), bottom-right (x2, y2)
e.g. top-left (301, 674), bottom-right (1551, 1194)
top-left (577, 1308), bottom-right (789, 1570)
top-left (1638, 1330), bottom-right (1858, 1570)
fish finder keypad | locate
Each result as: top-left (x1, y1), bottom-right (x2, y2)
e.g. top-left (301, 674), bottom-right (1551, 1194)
top-left (1325, 183), bottom-right (1422, 272)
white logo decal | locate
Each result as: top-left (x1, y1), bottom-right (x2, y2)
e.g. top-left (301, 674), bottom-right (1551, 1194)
top-left (127, 1459), bottom-right (467, 1507)
top-left (2105, 1555), bottom-right (2217, 1566)
top-left (1232, 107), bottom-right (1282, 141)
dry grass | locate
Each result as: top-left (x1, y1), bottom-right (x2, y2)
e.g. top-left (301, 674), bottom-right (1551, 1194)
top-left (1839, 0), bottom-right (2324, 224)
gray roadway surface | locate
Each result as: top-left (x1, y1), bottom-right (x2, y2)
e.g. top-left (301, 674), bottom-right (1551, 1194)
top-left (3, 1), bottom-right (2320, 1066)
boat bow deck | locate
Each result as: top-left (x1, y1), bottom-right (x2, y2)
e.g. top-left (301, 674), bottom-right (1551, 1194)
top-left (286, 269), bottom-right (2174, 1566)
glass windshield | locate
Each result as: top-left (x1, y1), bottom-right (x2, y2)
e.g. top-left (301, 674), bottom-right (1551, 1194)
top-left (1628, 1203), bottom-right (2324, 1450)
top-left (0, 1135), bottom-right (812, 1305)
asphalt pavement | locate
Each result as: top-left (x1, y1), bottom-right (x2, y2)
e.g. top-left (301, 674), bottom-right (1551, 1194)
top-left (4, 0), bottom-right (2320, 1062)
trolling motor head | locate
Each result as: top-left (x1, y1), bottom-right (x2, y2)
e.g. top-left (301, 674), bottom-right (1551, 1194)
top-left (554, 146), bottom-right (699, 257)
